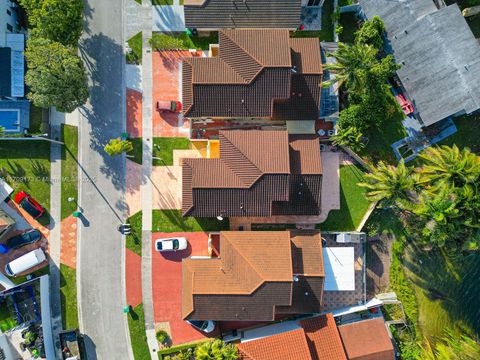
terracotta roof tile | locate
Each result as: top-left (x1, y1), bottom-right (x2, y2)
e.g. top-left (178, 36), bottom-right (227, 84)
top-left (182, 231), bottom-right (325, 321)
top-left (237, 328), bottom-right (312, 360)
top-left (183, 29), bottom-right (322, 119)
top-left (338, 318), bottom-right (395, 360)
top-left (301, 314), bottom-right (347, 360)
top-left (181, 130), bottom-right (323, 217)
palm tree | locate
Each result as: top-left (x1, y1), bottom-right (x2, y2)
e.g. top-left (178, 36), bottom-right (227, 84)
top-left (358, 159), bottom-right (417, 207)
top-left (417, 145), bottom-right (480, 189)
top-left (331, 126), bottom-right (367, 152)
top-left (195, 339), bottom-right (238, 360)
top-left (322, 42), bottom-right (378, 93)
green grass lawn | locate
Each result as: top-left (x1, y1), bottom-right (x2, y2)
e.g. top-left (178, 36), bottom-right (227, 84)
top-left (152, 0), bottom-right (173, 4)
top-left (126, 210), bottom-right (229, 255)
top-left (403, 245), bottom-right (480, 340)
top-left (60, 264), bottom-right (79, 330)
top-left (339, 12), bottom-right (360, 44)
top-left (61, 125), bottom-right (78, 220)
top-left (319, 164), bottom-right (371, 231)
top-left (150, 32), bottom-right (218, 51)
top-left (127, 137), bottom-right (191, 166)
top-left (0, 140), bottom-right (51, 220)
top-left (127, 32), bottom-right (142, 64)
top-left (365, 207), bottom-right (480, 349)
top-left (127, 304), bottom-right (150, 360)
top-left (291, 0), bottom-right (334, 42)
top-left (439, 114), bottom-right (480, 152)
top-left (358, 94), bottom-right (407, 164)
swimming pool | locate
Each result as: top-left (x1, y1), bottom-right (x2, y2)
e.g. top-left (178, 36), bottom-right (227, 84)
top-left (0, 110), bottom-right (20, 132)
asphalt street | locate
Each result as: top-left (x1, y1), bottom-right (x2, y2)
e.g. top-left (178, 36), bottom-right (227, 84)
top-left (77, 0), bottom-right (132, 358)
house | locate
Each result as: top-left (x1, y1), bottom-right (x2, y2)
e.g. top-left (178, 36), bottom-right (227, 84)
top-left (236, 313), bottom-right (347, 360)
top-left (1, 3), bottom-right (29, 134)
top-left (182, 29), bottom-right (322, 127)
top-left (0, 0), bottom-right (22, 47)
top-left (182, 130), bottom-right (322, 218)
top-left (182, 230), bottom-right (324, 321)
top-left (338, 317), bottom-right (396, 360)
top-left (183, 0), bottom-right (302, 31)
top-left (359, 0), bottom-right (480, 127)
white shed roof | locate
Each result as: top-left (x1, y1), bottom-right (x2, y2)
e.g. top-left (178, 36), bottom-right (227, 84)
top-left (0, 178), bottom-right (13, 203)
top-left (323, 247), bottom-right (355, 291)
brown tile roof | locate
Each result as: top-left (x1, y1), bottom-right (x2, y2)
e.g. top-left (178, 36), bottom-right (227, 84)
top-left (338, 318), bottom-right (395, 360)
top-left (237, 328), bottom-right (312, 360)
top-left (182, 131), bottom-right (322, 217)
top-left (182, 231), bottom-right (325, 321)
top-left (301, 314), bottom-right (348, 360)
top-left (290, 230), bottom-right (324, 275)
top-left (184, 0), bottom-right (302, 30)
top-left (182, 29), bottom-right (322, 120)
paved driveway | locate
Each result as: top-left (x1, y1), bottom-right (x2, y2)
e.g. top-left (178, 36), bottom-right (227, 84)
top-left (153, 5), bottom-right (185, 32)
top-left (152, 51), bottom-right (196, 137)
top-left (152, 232), bottom-right (212, 345)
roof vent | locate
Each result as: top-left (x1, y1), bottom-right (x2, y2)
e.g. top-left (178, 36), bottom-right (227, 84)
top-left (305, 292), bottom-right (309, 296)
top-left (291, 66), bottom-right (297, 73)
top-left (404, 30), bottom-right (408, 34)
top-left (293, 275), bottom-right (299, 282)
top-left (465, 65), bottom-right (470, 71)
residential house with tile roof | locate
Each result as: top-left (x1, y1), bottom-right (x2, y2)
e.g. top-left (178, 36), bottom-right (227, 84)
top-left (236, 313), bottom-right (347, 360)
top-left (183, 0), bottom-right (302, 32)
top-left (182, 230), bottom-right (324, 321)
top-left (338, 317), bottom-right (395, 360)
top-left (182, 130), bottom-right (322, 218)
top-left (182, 29), bottom-right (322, 122)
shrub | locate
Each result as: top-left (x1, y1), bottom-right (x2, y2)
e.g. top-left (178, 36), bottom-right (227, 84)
top-left (149, 34), bottom-right (187, 50)
top-left (156, 330), bottom-right (170, 345)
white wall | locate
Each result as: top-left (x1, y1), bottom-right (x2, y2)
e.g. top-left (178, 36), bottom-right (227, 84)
top-left (0, 0), bottom-right (20, 47)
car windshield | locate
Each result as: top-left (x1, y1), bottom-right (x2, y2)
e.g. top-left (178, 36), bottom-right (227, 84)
top-left (21, 198), bottom-right (41, 217)
top-left (156, 242), bottom-right (162, 250)
top-left (172, 239), bottom-right (179, 250)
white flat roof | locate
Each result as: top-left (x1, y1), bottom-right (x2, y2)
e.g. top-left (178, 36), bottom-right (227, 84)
top-left (323, 247), bottom-right (355, 291)
top-left (0, 178), bottom-right (13, 203)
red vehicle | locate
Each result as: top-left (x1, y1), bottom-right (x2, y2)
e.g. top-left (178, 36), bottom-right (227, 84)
top-left (14, 191), bottom-right (45, 219)
top-left (156, 100), bottom-right (182, 113)
top-left (395, 94), bottom-right (414, 115)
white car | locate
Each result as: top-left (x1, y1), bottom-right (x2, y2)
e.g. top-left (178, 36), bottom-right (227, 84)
top-left (155, 237), bottom-right (188, 252)
top-left (187, 320), bottom-right (216, 333)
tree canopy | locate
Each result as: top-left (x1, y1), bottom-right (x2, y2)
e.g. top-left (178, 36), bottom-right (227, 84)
top-left (418, 329), bottom-right (480, 360)
top-left (362, 145), bottom-right (480, 250)
top-left (104, 138), bottom-right (133, 156)
top-left (195, 340), bottom-right (238, 360)
top-left (355, 16), bottom-right (385, 50)
top-left (19, 0), bottom-right (84, 46)
top-left (24, 38), bottom-right (89, 113)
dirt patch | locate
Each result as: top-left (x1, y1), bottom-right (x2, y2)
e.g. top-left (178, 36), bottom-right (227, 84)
top-left (366, 234), bottom-right (394, 298)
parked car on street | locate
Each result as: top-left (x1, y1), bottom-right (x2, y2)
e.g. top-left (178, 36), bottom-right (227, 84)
top-left (156, 100), bottom-right (182, 113)
top-left (14, 191), bottom-right (45, 219)
top-left (6, 229), bottom-right (43, 249)
top-left (5, 248), bottom-right (47, 277)
top-left (155, 237), bottom-right (188, 252)
top-left (187, 320), bottom-right (216, 333)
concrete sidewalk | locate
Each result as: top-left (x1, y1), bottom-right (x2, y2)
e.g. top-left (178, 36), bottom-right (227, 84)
top-left (139, 1), bottom-right (158, 358)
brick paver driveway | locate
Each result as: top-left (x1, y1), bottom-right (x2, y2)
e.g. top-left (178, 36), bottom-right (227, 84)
top-left (152, 51), bottom-right (201, 137)
top-left (152, 232), bottom-right (212, 344)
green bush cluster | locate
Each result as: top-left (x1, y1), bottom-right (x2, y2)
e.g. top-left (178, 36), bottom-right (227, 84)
top-left (150, 34), bottom-right (188, 50)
